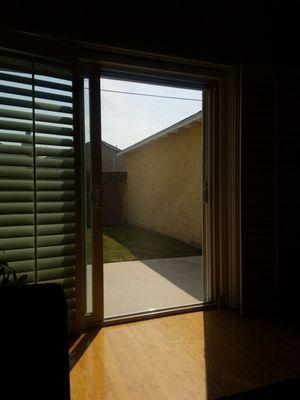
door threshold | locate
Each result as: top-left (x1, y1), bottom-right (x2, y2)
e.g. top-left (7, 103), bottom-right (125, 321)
top-left (101, 302), bottom-right (216, 327)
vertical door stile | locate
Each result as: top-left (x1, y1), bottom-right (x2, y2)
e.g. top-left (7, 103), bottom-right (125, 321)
top-left (73, 63), bottom-right (84, 333)
top-left (89, 69), bottom-right (103, 324)
top-left (32, 60), bottom-right (38, 285)
top-left (202, 90), bottom-right (209, 303)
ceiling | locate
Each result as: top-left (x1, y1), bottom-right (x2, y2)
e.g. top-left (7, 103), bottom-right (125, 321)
top-left (1, 1), bottom-right (295, 66)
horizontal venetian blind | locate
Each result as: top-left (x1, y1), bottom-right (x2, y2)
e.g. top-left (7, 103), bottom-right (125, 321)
top-left (0, 55), bottom-right (77, 319)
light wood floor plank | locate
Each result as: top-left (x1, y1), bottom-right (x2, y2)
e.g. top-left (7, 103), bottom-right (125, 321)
top-left (70, 311), bottom-right (300, 399)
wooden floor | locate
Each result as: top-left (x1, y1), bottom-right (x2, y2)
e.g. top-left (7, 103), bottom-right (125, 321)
top-left (70, 310), bottom-right (300, 399)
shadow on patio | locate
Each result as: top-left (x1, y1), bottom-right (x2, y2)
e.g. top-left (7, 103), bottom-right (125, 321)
top-left (101, 224), bottom-right (203, 316)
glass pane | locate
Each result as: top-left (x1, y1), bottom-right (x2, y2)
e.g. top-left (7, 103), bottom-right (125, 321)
top-left (84, 78), bottom-right (93, 314)
top-left (100, 77), bottom-right (203, 318)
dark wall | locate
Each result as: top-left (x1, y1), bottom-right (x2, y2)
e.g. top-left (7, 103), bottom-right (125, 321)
top-left (278, 68), bottom-right (300, 316)
top-left (2, 2), bottom-right (280, 65)
top-left (240, 64), bottom-right (300, 318)
top-left (241, 64), bottom-right (279, 315)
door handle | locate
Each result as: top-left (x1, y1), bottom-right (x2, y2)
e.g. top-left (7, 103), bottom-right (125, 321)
top-left (93, 186), bottom-right (102, 209)
top-left (203, 181), bottom-right (208, 204)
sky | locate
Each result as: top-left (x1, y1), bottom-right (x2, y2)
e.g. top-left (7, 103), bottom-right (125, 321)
top-left (85, 78), bottom-right (202, 150)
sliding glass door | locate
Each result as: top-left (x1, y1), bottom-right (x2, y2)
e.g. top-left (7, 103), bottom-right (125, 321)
top-left (84, 70), bottom-right (205, 324)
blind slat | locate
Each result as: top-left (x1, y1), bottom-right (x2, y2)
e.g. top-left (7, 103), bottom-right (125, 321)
top-left (0, 191), bottom-right (33, 202)
top-left (37, 201), bottom-right (75, 213)
top-left (36, 169), bottom-right (74, 180)
top-left (36, 135), bottom-right (73, 146)
top-left (37, 255), bottom-right (75, 270)
top-left (0, 108), bottom-right (73, 125)
top-left (0, 214), bottom-right (34, 226)
top-left (0, 247), bottom-right (34, 262)
top-left (0, 108), bottom-right (32, 121)
top-left (35, 147), bottom-right (73, 157)
top-left (0, 84), bottom-right (72, 103)
top-left (37, 212), bottom-right (75, 224)
top-left (37, 190), bottom-right (75, 201)
top-left (0, 144), bottom-right (33, 156)
top-left (0, 154), bottom-right (33, 167)
top-left (0, 72), bottom-right (72, 92)
top-left (37, 233), bottom-right (75, 247)
top-left (36, 180), bottom-right (74, 190)
top-left (0, 236), bottom-right (34, 250)
top-left (0, 225), bottom-right (34, 238)
top-left (36, 157), bottom-right (74, 168)
top-left (0, 202), bottom-right (34, 214)
top-left (0, 96), bottom-right (73, 113)
top-left (0, 131), bottom-right (33, 144)
top-left (0, 166), bottom-right (34, 179)
top-left (0, 120), bottom-right (73, 136)
top-left (37, 223), bottom-right (75, 236)
top-left (35, 101), bottom-right (73, 114)
top-left (0, 179), bottom-right (33, 190)
top-left (37, 244), bottom-right (75, 259)
top-left (8, 259), bottom-right (35, 273)
top-left (0, 133), bottom-right (74, 150)
top-left (37, 265), bottom-right (75, 283)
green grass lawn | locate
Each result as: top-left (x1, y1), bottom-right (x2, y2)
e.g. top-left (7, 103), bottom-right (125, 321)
top-left (86, 224), bottom-right (201, 263)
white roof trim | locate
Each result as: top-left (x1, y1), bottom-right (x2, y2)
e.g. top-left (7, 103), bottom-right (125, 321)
top-left (117, 110), bottom-right (202, 156)
top-left (101, 140), bottom-right (121, 151)
top-left (85, 141), bottom-right (120, 151)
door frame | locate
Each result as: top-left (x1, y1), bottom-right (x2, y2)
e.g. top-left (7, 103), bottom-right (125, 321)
top-left (79, 45), bottom-right (241, 330)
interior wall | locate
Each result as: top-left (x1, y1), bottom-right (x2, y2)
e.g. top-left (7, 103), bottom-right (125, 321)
top-left (278, 68), bottom-right (300, 317)
top-left (241, 64), bottom-right (279, 316)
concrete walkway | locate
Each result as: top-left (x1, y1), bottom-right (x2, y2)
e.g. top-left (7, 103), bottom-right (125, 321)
top-left (103, 256), bottom-right (203, 317)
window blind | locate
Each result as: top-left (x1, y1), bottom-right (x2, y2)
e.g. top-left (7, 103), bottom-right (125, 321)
top-left (0, 55), bottom-right (77, 319)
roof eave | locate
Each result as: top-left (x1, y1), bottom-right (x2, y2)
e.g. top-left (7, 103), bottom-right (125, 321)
top-left (117, 110), bottom-right (202, 157)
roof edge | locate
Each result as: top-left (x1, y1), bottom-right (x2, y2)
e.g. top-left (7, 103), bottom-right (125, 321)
top-left (102, 140), bottom-right (121, 151)
top-left (117, 110), bottom-right (202, 156)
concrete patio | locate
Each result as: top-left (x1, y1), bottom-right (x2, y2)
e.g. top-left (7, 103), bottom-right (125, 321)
top-left (100, 255), bottom-right (203, 317)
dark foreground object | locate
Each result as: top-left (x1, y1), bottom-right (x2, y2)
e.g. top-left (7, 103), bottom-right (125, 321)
top-left (216, 377), bottom-right (300, 399)
top-left (0, 283), bottom-right (70, 399)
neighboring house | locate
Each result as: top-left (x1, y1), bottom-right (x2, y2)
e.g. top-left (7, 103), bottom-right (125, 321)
top-left (85, 140), bottom-right (125, 172)
top-left (117, 111), bottom-right (202, 247)
top-left (84, 140), bottom-right (126, 227)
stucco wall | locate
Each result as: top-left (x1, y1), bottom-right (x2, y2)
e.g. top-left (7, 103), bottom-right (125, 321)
top-left (124, 120), bottom-right (202, 247)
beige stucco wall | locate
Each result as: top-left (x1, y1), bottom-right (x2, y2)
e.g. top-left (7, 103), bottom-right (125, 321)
top-left (124, 120), bottom-right (202, 247)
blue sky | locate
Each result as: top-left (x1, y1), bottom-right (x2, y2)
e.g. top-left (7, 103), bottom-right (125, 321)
top-left (85, 78), bottom-right (202, 150)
